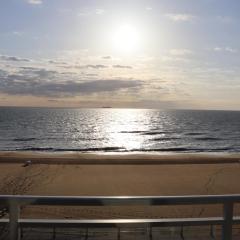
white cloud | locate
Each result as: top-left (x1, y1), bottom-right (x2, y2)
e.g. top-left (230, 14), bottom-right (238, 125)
top-left (146, 7), bottom-right (152, 11)
top-left (213, 47), bottom-right (238, 53)
top-left (95, 9), bottom-right (105, 15)
top-left (12, 31), bottom-right (23, 36)
top-left (170, 48), bottom-right (193, 56)
top-left (214, 47), bottom-right (222, 52)
top-left (78, 10), bottom-right (90, 17)
top-left (165, 13), bottom-right (195, 22)
top-left (225, 47), bottom-right (238, 53)
top-left (78, 8), bottom-right (105, 17)
top-left (169, 49), bottom-right (193, 56)
top-left (27, 0), bottom-right (42, 4)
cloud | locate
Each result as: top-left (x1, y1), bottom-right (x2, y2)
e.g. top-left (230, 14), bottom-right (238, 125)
top-left (165, 13), bottom-right (195, 22)
top-left (225, 47), bottom-right (238, 53)
top-left (112, 65), bottom-right (133, 69)
top-left (0, 67), bottom-right (142, 97)
top-left (213, 47), bottom-right (222, 52)
top-left (19, 67), bottom-right (58, 78)
top-left (78, 10), bottom-right (90, 17)
top-left (2, 79), bottom-right (142, 97)
top-left (213, 47), bottom-right (238, 53)
top-left (0, 69), bottom-right (7, 77)
top-left (0, 55), bottom-right (30, 62)
top-left (95, 9), bottom-right (105, 15)
top-left (87, 64), bottom-right (108, 69)
top-left (48, 60), bottom-right (68, 65)
top-left (102, 56), bottom-right (112, 60)
top-left (78, 8), bottom-right (106, 17)
top-left (85, 73), bottom-right (98, 77)
top-left (146, 7), bottom-right (152, 11)
top-left (76, 64), bottom-right (108, 69)
top-left (12, 31), bottom-right (23, 36)
top-left (169, 49), bottom-right (193, 56)
top-left (26, 0), bottom-right (42, 4)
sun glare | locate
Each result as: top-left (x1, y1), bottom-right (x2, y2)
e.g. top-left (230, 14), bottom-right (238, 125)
top-left (112, 24), bottom-right (141, 54)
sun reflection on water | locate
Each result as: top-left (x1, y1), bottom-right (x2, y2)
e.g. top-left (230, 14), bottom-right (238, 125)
top-left (99, 109), bottom-right (152, 151)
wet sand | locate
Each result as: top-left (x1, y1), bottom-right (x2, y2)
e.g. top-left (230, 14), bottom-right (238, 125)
top-left (0, 152), bottom-right (240, 219)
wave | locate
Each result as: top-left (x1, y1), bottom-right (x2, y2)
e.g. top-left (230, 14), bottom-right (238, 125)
top-left (142, 131), bottom-right (172, 136)
top-left (16, 147), bottom-right (189, 152)
top-left (120, 131), bottom-right (173, 135)
top-left (13, 146), bottom-right (235, 153)
top-left (120, 131), bottom-right (147, 134)
top-left (191, 147), bottom-right (233, 152)
top-left (65, 137), bottom-right (105, 141)
top-left (150, 137), bottom-right (181, 142)
top-left (185, 132), bottom-right (203, 136)
top-left (13, 138), bottom-right (36, 142)
top-left (13, 137), bottom-right (105, 142)
top-left (17, 147), bottom-right (124, 152)
top-left (17, 147), bottom-right (55, 151)
top-left (130, 147), bottom-right (233, 152)
top-left (130, 147), bottom-right (189, 152)
top-left (194, 137), bottom-right (223, 141)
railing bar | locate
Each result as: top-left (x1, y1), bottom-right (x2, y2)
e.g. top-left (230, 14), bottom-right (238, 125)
top-left (149, 225), bottom-right (152, 240)
top-left (210, 225), bottom-right (215, 239)
top-left (117, 227), bottom-right (121, 240)
top-left (222, 202), bottom-right (233, 240)
top-left (1, 194), bottom-right (240, 206)
top-left (180, 226), bottom-right (184, 240)
top-left (3, 217), bottom-right (240, 227)
top-left (20, 228), bottom-right (24, 239)
top-left (53, 227), bottom-right (56, 240)
top-left (85, 227), bottom-right (88, 240)
top-left (9, 200), bottom-right (20, 240)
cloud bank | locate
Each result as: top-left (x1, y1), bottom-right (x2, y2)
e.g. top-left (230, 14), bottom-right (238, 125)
top-left (0, 67), bottom-right (142, 97)
top-left (0, 55), bottom-right (30, 62)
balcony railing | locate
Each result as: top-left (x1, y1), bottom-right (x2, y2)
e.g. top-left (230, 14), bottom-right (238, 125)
top-left (1, 194), bottom-right (240, 240)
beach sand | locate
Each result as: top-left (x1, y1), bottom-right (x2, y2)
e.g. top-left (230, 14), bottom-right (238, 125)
top-left (0, 152), bottom-right (240, 219)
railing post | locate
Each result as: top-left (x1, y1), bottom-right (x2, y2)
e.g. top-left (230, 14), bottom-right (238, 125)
top-left (222, 202), bottom-right (233, 240)
top-left (9, 199), bottom-right (20, 240)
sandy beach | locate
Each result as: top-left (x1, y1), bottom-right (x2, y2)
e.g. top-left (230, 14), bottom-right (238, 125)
top-left (1, 152), bottom-right (240, 219)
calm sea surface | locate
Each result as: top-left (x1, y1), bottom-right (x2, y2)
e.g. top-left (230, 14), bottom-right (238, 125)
top-left (0, 107), bottom-right (239, 153)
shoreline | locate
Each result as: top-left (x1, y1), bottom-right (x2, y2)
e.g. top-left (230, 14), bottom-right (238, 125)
top-left (0, 151), bottom-right (240, 165)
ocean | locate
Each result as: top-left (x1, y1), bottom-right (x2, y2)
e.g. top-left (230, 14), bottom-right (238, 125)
top-left (0, 107), bottom-right (239, 153)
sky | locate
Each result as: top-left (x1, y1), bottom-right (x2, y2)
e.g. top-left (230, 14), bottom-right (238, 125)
top-left (0, 0), bottom-right (240, 110)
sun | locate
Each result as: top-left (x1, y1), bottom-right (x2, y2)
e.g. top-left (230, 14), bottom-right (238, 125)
top-left (112, 24), bottom-right (141, 54)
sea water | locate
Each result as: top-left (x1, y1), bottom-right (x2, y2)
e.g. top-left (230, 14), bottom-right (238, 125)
top-left (0, 107), bottom-right (239, 153)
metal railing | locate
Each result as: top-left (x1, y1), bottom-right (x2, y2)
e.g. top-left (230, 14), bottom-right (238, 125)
top-left (1, 194), bottom-right (240, 240)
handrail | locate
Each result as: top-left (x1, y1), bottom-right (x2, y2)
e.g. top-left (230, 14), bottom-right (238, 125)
top-left (1, 194), bottom-right (240, 205)
top-left (1, 194), bottom-right (240, 240)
